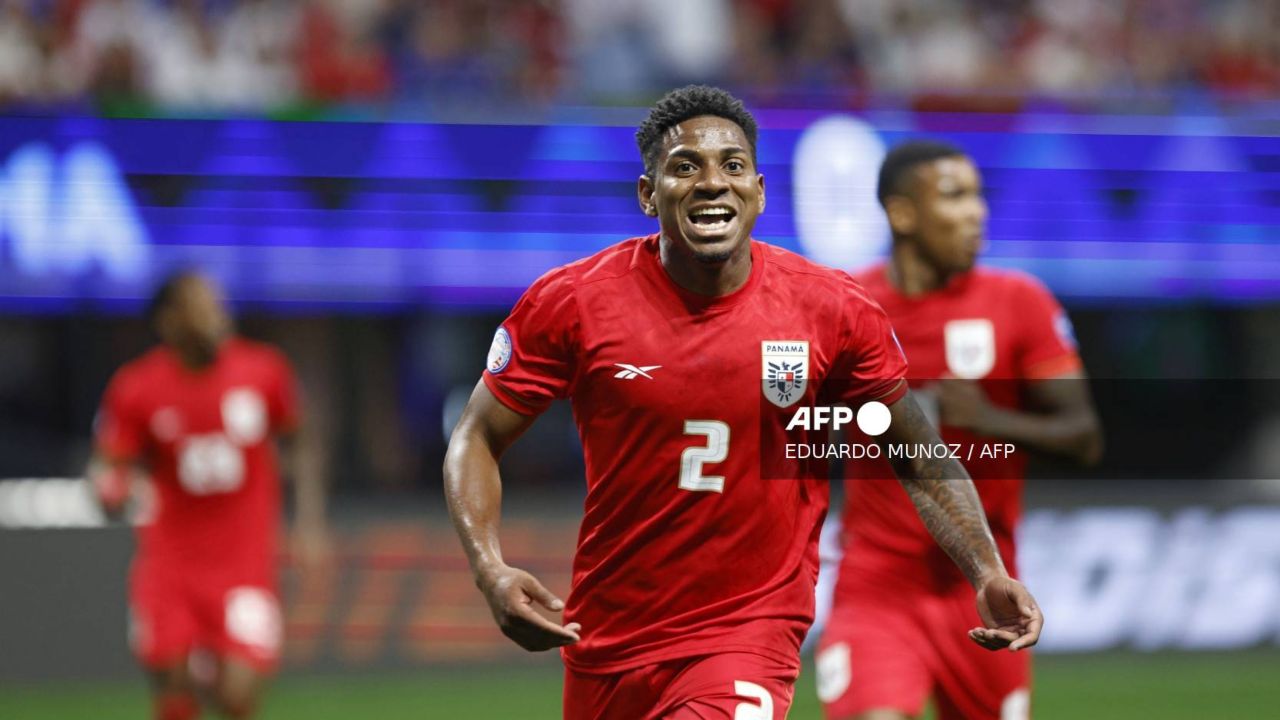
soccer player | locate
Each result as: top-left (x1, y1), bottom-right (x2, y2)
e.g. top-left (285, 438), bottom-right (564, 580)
top-left (817, 141), bottom-right (1103, 720)
top-left (89, 271), bottom-right (327, 720)
top-left (444, 87), bottom-right (1043, 719)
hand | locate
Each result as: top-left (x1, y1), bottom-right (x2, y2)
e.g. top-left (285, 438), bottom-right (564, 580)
top-left (937, 379), bottom-right (992, 432)
top-left (87, 457), bottom-right (136, 520)
top-left (91, 468), bottom-right (131, 519)
top-left (477, 564), bottom-right (581, 652)
top-left (970, 576), bottom-right (1043, 652)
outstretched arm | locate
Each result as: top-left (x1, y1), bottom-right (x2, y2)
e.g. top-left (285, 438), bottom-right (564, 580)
top-left (877, 389), bottom-right (1043, 652)
top-left (443, 380), bottom-right (581, 651)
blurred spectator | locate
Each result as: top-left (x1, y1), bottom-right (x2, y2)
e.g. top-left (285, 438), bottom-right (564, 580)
top-left (302, 0), bottom-right (389, 103)
top-left (220, 0), bottom-right (303, 108)
top-left (0, 1), bottom-right (45, 102)
top-left (0, 0), bottom-right (1275, 114)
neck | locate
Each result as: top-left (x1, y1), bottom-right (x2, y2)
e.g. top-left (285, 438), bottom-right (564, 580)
top-left (172, 341), bottom-right (221, 370)
top-left (659, 236), bottom-right (753, 297)
top-left (888, 240), bottom-right (955, 297)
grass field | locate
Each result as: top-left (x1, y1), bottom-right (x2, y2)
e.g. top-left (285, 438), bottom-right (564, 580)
top-left (3, 650), bottom-right (1277, 719)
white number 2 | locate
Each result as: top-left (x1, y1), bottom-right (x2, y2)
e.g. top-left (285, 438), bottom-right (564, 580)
top-left (680, 420), bottom-right (730, 493)
top-left (733, 680), bottom-right (774, 719)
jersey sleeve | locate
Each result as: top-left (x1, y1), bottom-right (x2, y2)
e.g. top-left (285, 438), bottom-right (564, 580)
top-left (1014, 276), bottom-right (1083, 380)
top-left (267, 349), bottom-right (301, 433)
top-left (827, 280), bottom-right (909, 406)
top-left (482, 268), bottom-right (580, 416)
top-left (95, 368), bottom-right (146, 460)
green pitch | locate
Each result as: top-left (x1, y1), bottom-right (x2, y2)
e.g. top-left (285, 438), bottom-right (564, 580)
top-left (3, 651), bottom-right (1277, 719)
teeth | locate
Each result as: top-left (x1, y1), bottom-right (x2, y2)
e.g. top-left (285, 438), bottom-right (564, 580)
top-left (691, 208), bottom-right (732, 218)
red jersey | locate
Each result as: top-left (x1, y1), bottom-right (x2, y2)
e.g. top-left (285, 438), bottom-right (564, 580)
top-left (840, 264), bottom-right (1080, 582)
top-left (484, 235), bottom-right (907, 673)
top-left (95, 337), bottom-right (299, 580)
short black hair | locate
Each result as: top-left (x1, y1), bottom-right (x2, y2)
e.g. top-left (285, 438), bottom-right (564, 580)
top-left (146, 270), bottom-right (200, 329)
top-left (635, 85), bottom-right (758, 178)
top-left (877, 140), bottom-right (967, 206)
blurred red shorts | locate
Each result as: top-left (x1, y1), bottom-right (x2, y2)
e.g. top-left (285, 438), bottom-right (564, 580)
top-left (817, 572), bottom-right (1030, 720)
top-left (128, 562), bottom-right (281, 674)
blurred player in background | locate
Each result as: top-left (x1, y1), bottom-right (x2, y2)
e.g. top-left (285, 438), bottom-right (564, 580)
top-left (89, 271), bottom-right (328, 720)
top-left (817, 141), bottom-right (1103, 720)
top-left (445, 87), bottom-right (1042, 719)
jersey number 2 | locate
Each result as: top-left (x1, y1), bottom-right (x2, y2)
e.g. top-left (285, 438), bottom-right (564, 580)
top-left (680, 420), bottom-right (729, 493)
top-left (733, 680), bottom-right (774, 719)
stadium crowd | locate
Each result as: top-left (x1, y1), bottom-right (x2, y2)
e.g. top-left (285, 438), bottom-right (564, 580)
top-left (0, 0), bottom-right (1275, 114)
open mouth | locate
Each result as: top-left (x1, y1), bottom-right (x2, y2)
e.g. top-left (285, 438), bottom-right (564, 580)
top-left (687, 206), bottom-right (737, 235)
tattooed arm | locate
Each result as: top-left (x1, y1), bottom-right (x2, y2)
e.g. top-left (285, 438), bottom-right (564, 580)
top-left (875, 387), bottom-right (1044, 652)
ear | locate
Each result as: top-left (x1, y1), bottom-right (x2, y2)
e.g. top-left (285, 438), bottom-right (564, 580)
top-left (884, 195), bottom-right (917, 236)
top-left (637, 174), bottom-right (658, 217)
top-left (756, 173), bottom-right (766, 215)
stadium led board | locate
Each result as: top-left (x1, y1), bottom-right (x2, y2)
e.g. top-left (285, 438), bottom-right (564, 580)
top-left (0, 111), bottom-right (1275, 311)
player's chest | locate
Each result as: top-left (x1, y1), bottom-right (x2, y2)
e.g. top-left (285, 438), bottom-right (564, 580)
top-left (140, 376), bottom-right (271, 450)
top-left (887, 303), bottom-right (1018, 380)
top-left (576, 309), bottom-right (833, 410)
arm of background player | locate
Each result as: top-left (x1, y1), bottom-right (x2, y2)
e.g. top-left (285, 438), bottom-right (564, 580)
top-left (279, 422), bottom-right (331, 571)
top-left (939, 369), bottom-right (1103, 465)
top-left (443, 380), bottom-right (581, 652)
top-left (86, 452), bottom-right (137, 521)
top-left (879, 390), bottom-right (1044, 651)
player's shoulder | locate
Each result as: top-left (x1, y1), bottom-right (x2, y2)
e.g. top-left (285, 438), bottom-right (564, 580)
top-left (113, 345), bottom-right (170, 384)
top-left (970, 265), bottom-right (1054, 298)
top-left (760, 242), bottom-right (882, 307)
top-left (104, 346), bottom-right (172, 405)
top-left (225, 337), bottom-right (294, 373)
top-left (848, 262), bottom-right (887, 288)
top-left (525, 235), bottom-right (653, 297)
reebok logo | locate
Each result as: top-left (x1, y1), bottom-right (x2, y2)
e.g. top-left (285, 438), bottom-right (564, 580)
top-left (613, 363), bottom-right (661, 380)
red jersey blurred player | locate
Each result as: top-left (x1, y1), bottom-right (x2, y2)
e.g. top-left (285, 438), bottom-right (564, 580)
top-left (445, 88), bottom-right (1043, 720)
top-left (89, 272), bottom-right (327, 720)
top-left (817, 141), bottom-right (1102, 720)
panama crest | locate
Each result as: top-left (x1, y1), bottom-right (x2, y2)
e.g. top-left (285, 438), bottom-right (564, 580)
top-left (944, 319), bottom-right (995, 379)
top-left (762, 340), bottom-right (810, 408)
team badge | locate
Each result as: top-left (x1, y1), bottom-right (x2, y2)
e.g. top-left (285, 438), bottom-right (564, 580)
top-left (945, 319), bottom-right (996, 379)
top-left (762, 340), bottom-right (809, 408)
top-left (222, 388), bottom-right (267, 445)
top-left (487, 326), bottom-right (512, 373)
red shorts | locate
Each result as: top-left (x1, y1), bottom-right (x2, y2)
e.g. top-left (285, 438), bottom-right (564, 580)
top-left (564, 652), bottom-right (798, 720)
top-left (129, 561), bottom-right (282, 673)
top-left (817, 569), bottom-right (1030, 720)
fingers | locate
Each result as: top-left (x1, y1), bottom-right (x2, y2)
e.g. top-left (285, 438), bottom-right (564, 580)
top-left (501, 602), bottom-right (581, 651)
top-left (968, 626), bottom-right (1020, 650)
top-left (1009, 605), bottom-right (1043, 651)
top-left (969, 611), bottom-right (1043, 652)
top-left (484, 567), bottom-right (581, 652)
top-left (521, 575), bottom-right (566, 612)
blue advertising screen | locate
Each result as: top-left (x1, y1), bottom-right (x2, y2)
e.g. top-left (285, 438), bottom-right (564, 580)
top-left (0, 109), bottom-right (1276, 312)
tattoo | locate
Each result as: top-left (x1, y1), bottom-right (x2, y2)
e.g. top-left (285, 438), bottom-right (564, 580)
top-left (885, 394), bottom-right (1003, 588)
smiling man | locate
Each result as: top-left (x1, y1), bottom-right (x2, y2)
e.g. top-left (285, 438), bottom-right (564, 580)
top-left (444, 87), bottom-right (1043, 719)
